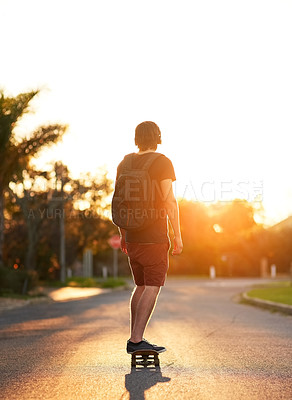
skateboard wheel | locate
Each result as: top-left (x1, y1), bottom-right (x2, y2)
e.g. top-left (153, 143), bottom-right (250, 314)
top-left (131, 350), bottom-right (160, 367)
top-left (131, 354), bottom-right (136, 367)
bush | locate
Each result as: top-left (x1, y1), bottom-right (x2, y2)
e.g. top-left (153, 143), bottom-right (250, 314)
top-left (0, 266), bottom-right (38, 295)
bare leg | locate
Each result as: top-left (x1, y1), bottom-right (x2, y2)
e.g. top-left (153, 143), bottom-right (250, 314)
top-left (130, 285), bottom-right (161, 343)
top-left (130, 285), bottom-right (145, 335)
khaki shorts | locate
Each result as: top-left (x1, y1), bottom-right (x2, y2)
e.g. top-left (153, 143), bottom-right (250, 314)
top-left (126, 242), bottom-right (170, 287)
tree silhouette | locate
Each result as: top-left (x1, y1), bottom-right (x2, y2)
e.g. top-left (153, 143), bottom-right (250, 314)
top-left (0, 89), bottom-right (67, 265)
top-left (7, 161), bottom-right (113, 277)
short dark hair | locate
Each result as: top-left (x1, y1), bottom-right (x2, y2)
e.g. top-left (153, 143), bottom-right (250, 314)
top-left (135, 121), bottom-right (162, 151)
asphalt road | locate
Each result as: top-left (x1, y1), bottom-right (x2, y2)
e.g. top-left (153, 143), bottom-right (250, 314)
top-left (0, 278), bottom-right (291, 400)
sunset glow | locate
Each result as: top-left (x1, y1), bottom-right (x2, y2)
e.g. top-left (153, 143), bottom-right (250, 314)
top-left (1, 0), bottom-right (291, 225)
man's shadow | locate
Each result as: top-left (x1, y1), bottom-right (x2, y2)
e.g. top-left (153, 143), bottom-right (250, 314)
top-left (125, 364), bottom-right (171, 400)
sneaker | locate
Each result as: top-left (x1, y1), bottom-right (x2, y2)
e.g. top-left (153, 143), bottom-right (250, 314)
top-left (142, 338), bottom-right (167, 353)
top-left (126, 339), bottom-right (166, 354)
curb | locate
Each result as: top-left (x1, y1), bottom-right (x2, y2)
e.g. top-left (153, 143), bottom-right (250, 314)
top-left (242, 292), bottom-right (292, 315)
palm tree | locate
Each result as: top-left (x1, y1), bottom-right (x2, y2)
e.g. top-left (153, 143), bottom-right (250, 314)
top-left (0, 89), bottom-right (67, 266)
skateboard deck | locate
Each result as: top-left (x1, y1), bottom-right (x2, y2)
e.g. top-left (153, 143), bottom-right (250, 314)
top-left (131, 350), bottom-right (160, 367)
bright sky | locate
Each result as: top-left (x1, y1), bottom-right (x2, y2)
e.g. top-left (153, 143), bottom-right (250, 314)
top-left (1, 0), bottom-right (292, 225)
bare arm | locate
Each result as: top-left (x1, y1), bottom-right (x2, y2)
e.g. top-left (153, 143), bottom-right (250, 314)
top-left (118, 227), bottom-right (128, 255)
top-left (160, 179), bottom-right (183, 255)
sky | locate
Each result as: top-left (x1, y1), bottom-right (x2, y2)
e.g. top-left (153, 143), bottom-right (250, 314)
top-left (1, 0), bottom-right (292, 225)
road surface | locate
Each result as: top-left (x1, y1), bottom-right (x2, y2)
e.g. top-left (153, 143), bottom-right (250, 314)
top-left (0, 278), bottom-right (291, 399)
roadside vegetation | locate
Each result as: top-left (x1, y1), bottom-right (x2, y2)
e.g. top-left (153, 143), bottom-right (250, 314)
top-left (61, 276), bottom-right (126, 289)
top-left (0, 272), bottom-right (127, 298)
top-left (247, 281), bottom-right (292, 305)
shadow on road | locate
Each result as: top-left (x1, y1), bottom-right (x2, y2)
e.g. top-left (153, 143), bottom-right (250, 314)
top-left (125, 365), bottom-right (171, 400)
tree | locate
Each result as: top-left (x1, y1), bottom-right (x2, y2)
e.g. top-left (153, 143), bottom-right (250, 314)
top-left (0, 89), bottom-right (67, 265)
top-left (209, 200), bottom-right (258, 276)
top-left (170, 199), bottom-right (264, 277)
top-left (8, 169), bottom-right (54, 270)
top-left (7, 161), bottom-right (114, 278)
top-left (169, 200), bottom-right (217, 275)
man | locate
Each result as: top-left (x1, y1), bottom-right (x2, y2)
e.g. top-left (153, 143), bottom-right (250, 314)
top-left (114, 121), bottom-right (183, 354)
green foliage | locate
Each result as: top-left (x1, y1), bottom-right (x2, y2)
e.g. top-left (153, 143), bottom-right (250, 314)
top-left (4, 159), bottom-right (114, 278)
top-left (0, 90), bottom-right (39, 151)
top-left (66, 277), bottom-right (99, 287)
top-left (0, 266), bottom-right (38, 295)
top-left (0, 124), bottom-right (67, 189)
top-left (99, 277), bottom-right (126, 288)
top-left (0, 89), bottom-right (67, 267)
top-left (65, 276), bottom-right (126, 288)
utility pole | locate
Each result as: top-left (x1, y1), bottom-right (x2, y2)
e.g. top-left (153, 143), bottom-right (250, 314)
top-left (55, 163), bottom-right (66, 283)
top-left (60, 171), bottom-right (66, 283)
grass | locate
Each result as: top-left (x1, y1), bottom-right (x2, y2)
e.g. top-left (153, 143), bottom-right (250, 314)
top-left (99, 277), bottom-right (127, 288)
top-left (247, 286), bottom-right (292, 306)
top-left (65, 276), bottom-right (126, 289)
top-left (0, 291), bottom-right (44, 300)
top-left (251, 280), bottom-right (291, 289)
top-left (41, 276), bottom-right (127, 289)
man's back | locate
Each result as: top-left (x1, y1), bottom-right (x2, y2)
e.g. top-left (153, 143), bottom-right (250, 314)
top-left (116, 151), bottom-right (176, 243)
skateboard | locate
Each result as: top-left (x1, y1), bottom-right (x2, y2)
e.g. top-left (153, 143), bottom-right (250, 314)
top-left (131, 350), bottom-right (160, 367)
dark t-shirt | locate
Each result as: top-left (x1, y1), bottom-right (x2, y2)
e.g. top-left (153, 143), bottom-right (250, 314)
top-left (116, 152), bottom-right (176, 243)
